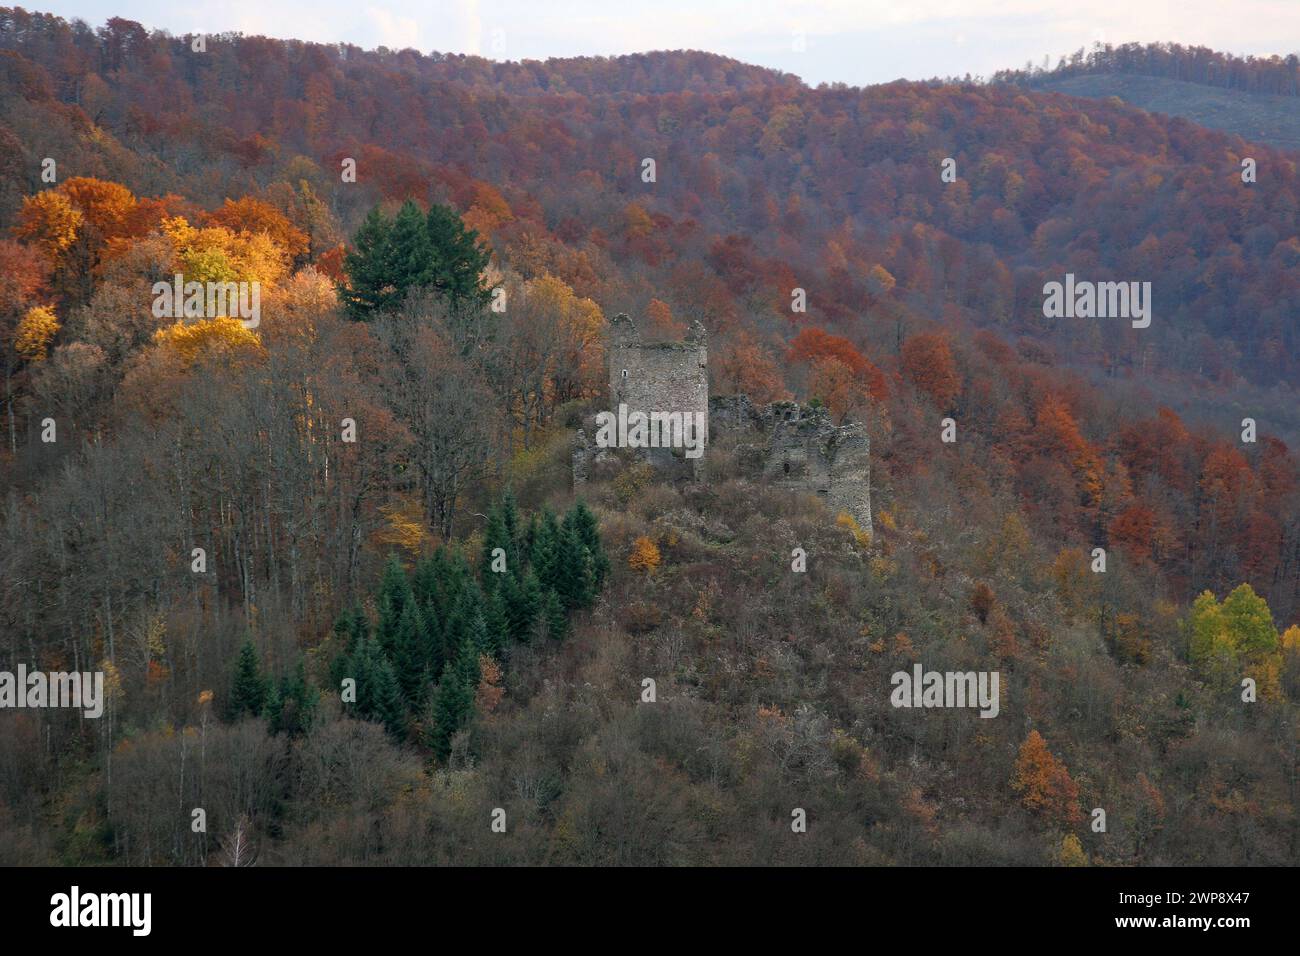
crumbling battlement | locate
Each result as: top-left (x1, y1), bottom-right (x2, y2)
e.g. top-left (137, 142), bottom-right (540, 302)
top-left (709, 396), bottom-right (872, 539)
top-left (575, 315), bottom-right (871, 537)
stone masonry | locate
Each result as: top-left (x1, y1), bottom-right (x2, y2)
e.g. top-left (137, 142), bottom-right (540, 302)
top-left (608, 312), bottom-right (709, 436)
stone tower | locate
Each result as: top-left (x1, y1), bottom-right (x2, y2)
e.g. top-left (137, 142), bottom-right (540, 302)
top-left (607, 313), bottom-right (708, 433)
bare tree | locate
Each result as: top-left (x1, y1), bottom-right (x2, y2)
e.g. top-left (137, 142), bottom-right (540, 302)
top-left (220, 815), bottom-right (258, 868)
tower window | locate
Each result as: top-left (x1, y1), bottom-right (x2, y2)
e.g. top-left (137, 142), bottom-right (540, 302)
top-left (621, 369), bottom-right (628, 378)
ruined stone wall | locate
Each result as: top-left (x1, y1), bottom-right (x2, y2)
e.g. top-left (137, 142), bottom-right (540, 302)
top-left (763, 407), bottom-right (872, 539)
top-left (710, 397), bottom-right (873, 538)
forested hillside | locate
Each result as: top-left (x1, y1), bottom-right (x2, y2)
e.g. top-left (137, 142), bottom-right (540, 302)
top-left (0, 9), bottom-right (1297, 866)
top-left (997, 43), bottom-right (1300, 152)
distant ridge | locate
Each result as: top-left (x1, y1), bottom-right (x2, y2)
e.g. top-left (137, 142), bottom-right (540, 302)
top-left (996, 42), bottom-right (1300, 151)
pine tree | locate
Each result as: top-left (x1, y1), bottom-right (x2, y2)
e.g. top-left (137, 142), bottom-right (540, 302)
top-left (370, 652), bottom-right (407, 740)
top-left (349, 634), bottom-right (380, 719)
top-left (504, 569), bottom-right (542, 643)
top-left (390, 199), bottom-right (434, 288)
top-left (340, 207), bottom-right (396, 318)
top-left (481, 505), bottom-right (513, 586)
top-left (329, 606), bottom-right (368, 690)
top-left (228, 641), bottom-right (266, 720)
top-left (429, 662), bottom-right (473, 761)
top-left (555, 525), bottom-right (595, 610)
top-left (392, 600), bottom-right (429, 705)
top-left (343, 201), bottom-right (481, 319)
top-left (500, 489), bottom-right (522, 562)
top-left (458, 589), bottom-right (493, 660)
top-left (263, 679), bottom-right (282, 730)
top-left (437, 547), bottom-right (473, 617)
top-left (442, 584), bottom-right (474, 663)
top-left (455, 636), bottom-right (482, 688)
top-left (521, 513), bottom-right (539, 565)
top-left (565, 500), bottom-right (609, 591)
top-left (275, 659), bottom-right (318, 736)
top-left (421, 601), bottom-right (445, 684)
top-left (531, 509), bottom-right (562, 593)
top-left (411, 550), bottom-right (444, 607)
top-left (541, 587), bottom-right (568, 641)
top-left (482, 588), bottom-right (509, 656)
top-left (425, 203), bottom-right (491, 309)
top-left (376, 554), bottom-right (413, 651)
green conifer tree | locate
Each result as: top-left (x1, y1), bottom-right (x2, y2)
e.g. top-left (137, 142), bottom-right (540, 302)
top-left (370, 652), bottom-right (407, 740)
top-left (340, 207), bottom-right (396, 318)
top-left (329, 605), bottom-right (368, 690)
top-left (392, 600), bottom-right (429, 705)
top-left (376, 554), bottom-right (413, 650)
top-left (531, 509), bottom-right (562, 593)
top-left (500, 489), bottom-right (522, 562)
top-left (482, 588), bottom-right (509, 656)
top-left (228, 641), bottom-right (266, 720)
top-left (541, 587), bottom-right (568, 641)
top-left (565, 500), bottom-right (609, 590)
top-left (504, 569), bottom-right (542, 643)
top-left (555, 526), bottom-right (595, 610)
top-left (481, 505), bottom-right (513, 586)
top-left (429, 662), bottom-right (473, 761)
top-left (274, 659), bottom-right (318, 736)
top-left (390, 199), bottom-right (434, 287)
top-left (425, 203), bottom-right (491, 309)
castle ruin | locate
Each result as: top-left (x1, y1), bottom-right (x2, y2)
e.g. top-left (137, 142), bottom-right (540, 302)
top-left (574, 313), bottom-right (872, 538)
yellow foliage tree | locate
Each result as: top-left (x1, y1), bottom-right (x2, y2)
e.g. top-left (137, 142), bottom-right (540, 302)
top-left (14, 305), bottom-right (59, 361)
top-left (153, 317), bottom-right (264, 366)
top-left (374, 498), bottom-right (431, 556)
top-left (1284, 625), bottom-right (1300, 655)
top-left (1189, 586), bottom-right (1284, 699)
top-left (161, 216), bottom-right (290, 288)
top-left (836, 511), bottom-right (872, 548)
top-left (628, 536), bottom-right (661, 573)
top-left (622, 202), bottom-right (654, 239)
top-left (524, 272), bottom-right (605, 400)
top-left (15, 191), bottom-right (83, 260)
top-left (1057, 833), bottom-right (1088, 867)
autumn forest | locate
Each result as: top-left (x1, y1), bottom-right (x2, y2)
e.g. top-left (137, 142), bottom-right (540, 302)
top-left (0, 7), bottom-right (1298, 869)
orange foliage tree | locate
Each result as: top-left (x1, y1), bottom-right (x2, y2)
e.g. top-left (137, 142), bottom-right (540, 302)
top-left (208, 196), bottom-right (310, 262)
top-left (628, 536), bottom-right (661, 573)
top-left (1011, 730), bottom-right (1083, 826)
top-left (714, 329), bottom-right (788, 404)
top-left (900, 332), bottom-right (960, 409)
top-left (787, 327), bottom-right (886, 401)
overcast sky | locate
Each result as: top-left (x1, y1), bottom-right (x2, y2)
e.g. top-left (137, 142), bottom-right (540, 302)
top-left (36, 1), bottom-right (1300, 86)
